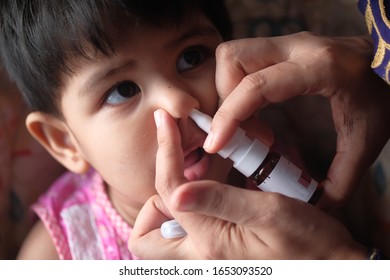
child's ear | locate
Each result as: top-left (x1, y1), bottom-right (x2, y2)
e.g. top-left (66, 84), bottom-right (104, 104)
top-left (26, 111), bottom-right (90, 174)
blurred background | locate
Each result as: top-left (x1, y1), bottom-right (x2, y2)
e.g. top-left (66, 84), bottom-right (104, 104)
top-left (227, 0), bottom-right (366, 38)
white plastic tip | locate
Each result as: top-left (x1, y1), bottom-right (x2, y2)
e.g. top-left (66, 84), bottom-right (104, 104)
top-left (161, 220), bottom-right (187, 239)
top-left (189, 109), bottom-right (212, 133)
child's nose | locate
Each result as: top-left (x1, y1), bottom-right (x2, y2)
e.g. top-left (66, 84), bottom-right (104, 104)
top-left (154, 84), bottom-right (199, 119)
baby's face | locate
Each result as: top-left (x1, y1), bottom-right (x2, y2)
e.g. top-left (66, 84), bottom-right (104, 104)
top-left (58, 14), bottom-right (232, 223)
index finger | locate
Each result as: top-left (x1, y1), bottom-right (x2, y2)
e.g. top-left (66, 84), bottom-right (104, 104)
top-left (207, 61), bottom-right (310, 153)
top-left (154, 109), bottom-right (217, 240)
top-left (154, 109), bottom-right (188, 201)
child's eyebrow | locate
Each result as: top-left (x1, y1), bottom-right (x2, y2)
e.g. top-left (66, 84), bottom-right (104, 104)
top-left (78, 59), bottom-right (137, 99)
top-left (78, 25), bottom-right (220, 99)
top-left (163, 26), bottom-right (220, 51)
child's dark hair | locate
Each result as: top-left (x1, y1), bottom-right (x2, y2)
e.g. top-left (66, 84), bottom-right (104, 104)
top-left (0, 0), bottom-right (232, 116)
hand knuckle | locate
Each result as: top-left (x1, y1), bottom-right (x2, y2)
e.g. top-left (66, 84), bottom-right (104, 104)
top-left (242, 72), bottom-right (266, 91)
top-left (216, 41), bottom-right (235, 60)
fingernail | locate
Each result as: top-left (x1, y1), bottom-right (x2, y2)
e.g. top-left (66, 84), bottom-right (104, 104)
top-left (154, 109), bottom-right (162, 128)
top-left (203, 131), bottom-right (214, 151)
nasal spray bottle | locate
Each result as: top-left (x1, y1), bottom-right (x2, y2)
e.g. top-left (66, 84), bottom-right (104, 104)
top-left (160, 109), bottom-right (322, 239)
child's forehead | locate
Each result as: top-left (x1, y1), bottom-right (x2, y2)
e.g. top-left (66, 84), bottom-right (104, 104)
top-left (54, 3), bottom-right (227, 96)
top-left (112, 9), bottom-right (213, 39)
top-left (70, 13), bottom-right (218, 70)
top-left (61, 14), bottom-right (220, 96)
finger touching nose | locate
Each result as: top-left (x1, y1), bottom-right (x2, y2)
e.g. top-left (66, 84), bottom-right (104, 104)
top-left (154, 108), bottom-right (188, 199)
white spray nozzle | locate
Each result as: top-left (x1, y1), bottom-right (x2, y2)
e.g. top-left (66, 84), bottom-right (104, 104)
top-left (189, 109), bottom-right (212, 133)
top-left (161, 219), bottom-right (187, 239)
top-left (189, 109), bottom-right (269, 177)
top-left (189, 109), bottom-right (246, 158)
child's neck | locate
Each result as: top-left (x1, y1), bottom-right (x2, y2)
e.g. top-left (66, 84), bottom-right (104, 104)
top-left (105, 183), bottom-right (142, 227)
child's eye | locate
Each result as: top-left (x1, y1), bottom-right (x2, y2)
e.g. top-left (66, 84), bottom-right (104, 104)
top-left (177, 47), bottom-right (208, 72)
top-left (105, 81), bottom-right (140, 105)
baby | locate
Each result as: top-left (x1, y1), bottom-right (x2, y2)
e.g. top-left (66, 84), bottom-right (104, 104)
top-left (0, 0), bottom-right (234, 259)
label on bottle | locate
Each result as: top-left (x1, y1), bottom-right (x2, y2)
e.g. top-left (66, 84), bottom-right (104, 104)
top-left (257, 156), bottom-right (318, 202)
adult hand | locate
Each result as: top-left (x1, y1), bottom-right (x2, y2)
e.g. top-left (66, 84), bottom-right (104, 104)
top-left (206, 32), bottom-right (390, 208)
top-left (128, 109), bottom-right (367, 259)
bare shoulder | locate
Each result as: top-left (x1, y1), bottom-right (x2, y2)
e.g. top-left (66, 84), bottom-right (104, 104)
top-left (17, 220), bottom-right (59, 260)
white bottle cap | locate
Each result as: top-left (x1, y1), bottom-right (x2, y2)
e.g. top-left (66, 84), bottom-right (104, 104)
top-left (161, 220), bottom-right (187, 239)
top-left (189, 109), bottom-right (269, 177)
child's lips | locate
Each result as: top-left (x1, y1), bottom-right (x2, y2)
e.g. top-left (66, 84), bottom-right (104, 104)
top-left (183, 148), bottom-right (210, 181)
top-left (184, 147), bottom-right (202, 168)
